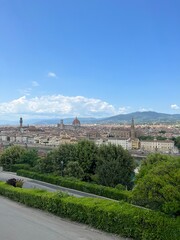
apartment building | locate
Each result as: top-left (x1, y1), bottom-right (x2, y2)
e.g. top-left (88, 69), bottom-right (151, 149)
top-left (140, 140), bottom-right (174, 153)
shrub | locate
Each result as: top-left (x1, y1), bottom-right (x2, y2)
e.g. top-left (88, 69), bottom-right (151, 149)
top-left (0, 181), bottom-right (179, 240)
top-left (115, 184), bottom-right (126, 191)
top-left (16, 179), bottom-right (24, 188)
top-left (6, 178), bottom-right (24, 188)
top-left (6, 178), bottom-right (17, 187)
top-left (17, 170), bottom-right (131, 201)
top-left (64, 161), bottom-right (84, 179)
top-left (11, 164), bottom-right (31, 172)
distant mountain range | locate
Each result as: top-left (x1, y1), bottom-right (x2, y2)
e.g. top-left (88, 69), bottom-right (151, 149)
top-left (98, 111), bottom-right (180, 124)
top-left (34, 112), bottom-right (180, 124)
top-left (0, 112), bottom-right (180, 126)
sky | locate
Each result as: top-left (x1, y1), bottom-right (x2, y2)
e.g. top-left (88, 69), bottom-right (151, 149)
top-left (0, 0), bottom-right (180, 121)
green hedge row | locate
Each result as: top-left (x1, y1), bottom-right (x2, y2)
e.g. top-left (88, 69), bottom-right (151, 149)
top-left (17, 170), bottom-right (132, 201)
top-left (0, 181), bottom-right (179, 240)
top-left (10, 164), bottom-right (31, 172)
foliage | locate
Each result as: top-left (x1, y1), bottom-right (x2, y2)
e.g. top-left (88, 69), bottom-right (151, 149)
top-left (17, 170), bottom-right (131, 201)
top-left (20, 149), bottom-right (39, 167)
top-left (138, 136), bottom-right (154, 141)
top-left (0, 141), bottom-right (136, 193)
top-left (52, 143), bottom-right (78, 174)
top-left (135, 153), bottom-right (173, 181)
top-left (37, 153), bottom-right (54, 173)
top-left (10, 163), bottom-right (31, 172)
top-left (138, 135), bottom-right (168, 141)
top-left (0, 145), bottom-right (25, 170)
top-left (35, 140), bottom-right (135, 186)
top-left (76, 140), bottom-right (98, 180)
top-left (37, 144), bottom-right (78, 174)
top-left (96, 144), bottom-right (135, 189)
top-left (6, 178), bottom-right (24, 188)
top-left (156, 136), bottom-right (167, 141)
top-left (132, 154), bottom-right (180, 216)
top-left (15, 179), bottom-right (24, 188)
top-left (64, 161), bottom-right (84, 179)
top-left (54, 190), bottom-right (69, 198)
top-left (159, 130), bottom-right (166, 134)
top-left (6, 178), bottom-right (17, 187)
top-left (115, 184), bottom-right (126, 191)
top-left (0, 181), bottom-right (179, 240)
top-left (0, 146), bottom-right (40, 171)
top-left (172, 136), bottom-right (180, 150)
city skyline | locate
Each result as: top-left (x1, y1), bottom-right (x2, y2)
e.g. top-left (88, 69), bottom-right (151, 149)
top-left (0, 0), bottom-right (180, 120)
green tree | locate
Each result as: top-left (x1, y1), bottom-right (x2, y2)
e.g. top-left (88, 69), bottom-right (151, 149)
top-left (76, 140), bottom-right (98, 180)
top-left (132, 154), bottom-right (180, 216)
top-left (20, 149), bottom-right (39, 167)
top-left (37, 154), bottom-right (54, 173)
top-left (135, 153), bottom-right (172, 181)
top-left (96, 144), bottom-right (135, 189)
top-left (37, 143), bottom-right (78, 175)
top-left (0, 145), bottom-right (25, 170)
top-left (156, 136), bottom-right (167, 140)
top-left (64, 161), bottom-right (84, 179)
top-left (172, 136), bottom-right (180, 150)
top-left (52, 143), bottom-right (78, 175)
top-left (159, 130), bottom-right (166, 134)
top-left (138, 135), bottom-right (154, 141)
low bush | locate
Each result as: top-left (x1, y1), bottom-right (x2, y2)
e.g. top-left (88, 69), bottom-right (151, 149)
top-left (15, 179), bottom-right (24, 188)
top-left (17, 170), bottom-right (131, 201)
top-left (6, 178), bottom-right (24, 188)
top-left (6, 178), bottom-right (17, 187)
top-left (0, 181), bottom-right (179, 240)
top-left (11, 164), bottom-right (31, 172)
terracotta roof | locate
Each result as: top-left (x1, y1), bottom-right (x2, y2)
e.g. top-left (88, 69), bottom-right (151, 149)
top-left (72, 117), bottom-right (80, 125)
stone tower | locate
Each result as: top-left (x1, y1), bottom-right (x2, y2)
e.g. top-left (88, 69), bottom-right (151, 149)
top-left (130, 117), bottom-right (135, 139)
top-left (20, 117), bottom-right (23, 128)
top-left (60, 119), bottom-right (64, 130)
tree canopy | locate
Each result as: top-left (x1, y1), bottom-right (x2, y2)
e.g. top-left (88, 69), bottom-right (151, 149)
top-left (0, 146), bottom-right (39, 170)
top-left (172, 136), bottom-right (180, 150)
top-left (132, 154), bottom-right (180, 216)
top-left (0, 145), bottom-right (25, 170)
top-left (76, 140), bottom-right (98, 179)
top-left (96, 144), bottom-right (135, 189)
top-left (64, 161), bottom-right (84, 179)
top-left (36, 140), bottom-right (135, 187)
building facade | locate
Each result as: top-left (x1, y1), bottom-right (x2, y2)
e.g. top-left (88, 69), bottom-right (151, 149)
top-left (140, 140), bottom-right (175, 153)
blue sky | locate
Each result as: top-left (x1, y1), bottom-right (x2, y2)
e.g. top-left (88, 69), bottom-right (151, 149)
top-left (0, 0), bottom-right (180, 120)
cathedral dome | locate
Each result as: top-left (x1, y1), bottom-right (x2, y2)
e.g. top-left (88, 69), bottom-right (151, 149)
top-left (72, 117), bottom-right (80, 126)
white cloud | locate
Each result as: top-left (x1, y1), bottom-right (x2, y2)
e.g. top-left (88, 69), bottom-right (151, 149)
top-left (18, 88), bottom-right (32, 96)
top-left (18, 81), bottom-right (39, 97)
top-left (139, 107), bottom-right (153, 112)
top-left (118, 106), bottom-right (131, 114)
top-left (171, 104), bottom-right (180, 110)
top-left (0, 95), bottom-right (124, 120)
top-left (48, 72), bottom-right (57, 78)
top-left (32, 81), bottom-right (39, 87)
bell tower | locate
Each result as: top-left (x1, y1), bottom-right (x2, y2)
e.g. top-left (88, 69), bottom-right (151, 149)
top-left (60, 119), bottom-right (64, 130)
top-left (20, 117), bottom-right (23, 128)
top-left (130, 117), bottom-right (135, 139)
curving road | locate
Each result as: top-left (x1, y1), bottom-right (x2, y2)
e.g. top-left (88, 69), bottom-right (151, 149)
top-left (0, 196), bottom-right (128, 240)
top-left (0, 171), bottom-right (132, 239)
top-left (0, 171), bottom-right (109, 199)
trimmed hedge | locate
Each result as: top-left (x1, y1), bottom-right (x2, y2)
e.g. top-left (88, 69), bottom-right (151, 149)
top-left (0, 181), bottom-right (179, 240)
top-left (17, 170), bottom-right (132, 201)
top-left (10, 164), bottom-right (31, 172)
